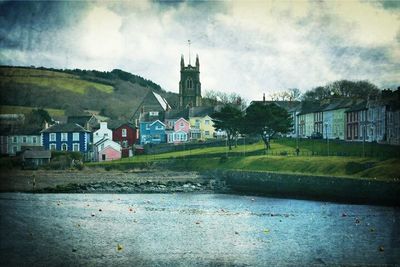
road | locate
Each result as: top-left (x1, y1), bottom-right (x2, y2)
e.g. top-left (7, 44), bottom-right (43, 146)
top-left (0, 193), bottom-right (399, 266)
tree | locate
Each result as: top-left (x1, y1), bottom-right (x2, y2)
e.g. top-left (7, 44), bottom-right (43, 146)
top-left (302, 80), bottom-right (380, 101)
top-left (243, 102), bottom-right (292, 153)
top-left (212, 105), bottom-right (243, 150)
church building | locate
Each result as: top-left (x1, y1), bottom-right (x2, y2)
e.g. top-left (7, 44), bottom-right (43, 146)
top-left (179, 54), bottom-right (202, 108)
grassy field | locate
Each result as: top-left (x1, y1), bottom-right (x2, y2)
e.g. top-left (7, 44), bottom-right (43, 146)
top-left (0, 67), bottom-right (114, 94)
top-left (276, 137), bottom-right (400, 158)
top-left (0, 105), bottom-right (65, 117)
top-left (88, 140), bottom-right (400, 181)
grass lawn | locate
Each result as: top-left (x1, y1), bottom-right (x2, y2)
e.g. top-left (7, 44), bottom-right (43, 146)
top-left (276, 138), bottom-right (400, 158)
top-left (0, 105), bottom-right (65, 117)
top-left (88, 141), bottom-right (400, 181)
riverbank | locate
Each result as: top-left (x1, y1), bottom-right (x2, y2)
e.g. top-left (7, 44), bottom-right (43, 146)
top-left (0, 169), bottom-right (227, 193)
top-left (1, 168), bottom-right (399, 206)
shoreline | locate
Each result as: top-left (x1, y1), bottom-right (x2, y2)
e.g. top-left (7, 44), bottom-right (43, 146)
top-left (1, 168), bottom-right (399, 206)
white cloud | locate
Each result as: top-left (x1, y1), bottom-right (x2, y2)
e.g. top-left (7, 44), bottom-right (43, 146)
top-left (1, 0), bottom-right (399, 101)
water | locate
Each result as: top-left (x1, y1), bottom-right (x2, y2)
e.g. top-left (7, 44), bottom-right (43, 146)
top-left (0, 193), bottom-right (399, 266)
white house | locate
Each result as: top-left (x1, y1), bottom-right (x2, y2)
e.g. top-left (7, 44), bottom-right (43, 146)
top-left (93, 122), bottom-right (112, 144)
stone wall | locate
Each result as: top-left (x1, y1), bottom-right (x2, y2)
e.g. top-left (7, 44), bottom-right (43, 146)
top-left (210, 170), bottom-right (400, 206)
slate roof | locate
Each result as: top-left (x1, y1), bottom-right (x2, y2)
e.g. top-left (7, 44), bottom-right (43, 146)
top-left (0, 124), bottom-right (42, 136)
top-left (67, 115), bottom-right (93, 126)
top-left (297, 101), bottom-right (322, 115)
top-left (189, 106), bottom-right (215, 117)
top-left (153, 92), bottom-right (171, 111)
top-left (108, 121), bottom-right (136, 130)
top-left (41, 123), bottom-right (90, 133)
top-left (346, 100), bottom-right (367, 112)
top-left (165, 108), bottom-right (190, 120)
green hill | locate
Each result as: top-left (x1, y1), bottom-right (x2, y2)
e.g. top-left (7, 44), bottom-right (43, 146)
top-left (0, 66), bottom-right (179, 120)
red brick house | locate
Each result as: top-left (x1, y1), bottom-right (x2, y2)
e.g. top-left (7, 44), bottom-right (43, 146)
top-left (111, 122), bottom-right (138, 157)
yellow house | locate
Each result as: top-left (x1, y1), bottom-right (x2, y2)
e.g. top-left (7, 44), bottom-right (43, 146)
top-left (189, 115), bottom-right (215, 140)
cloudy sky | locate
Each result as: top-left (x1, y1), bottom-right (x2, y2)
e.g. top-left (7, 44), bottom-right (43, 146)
top-left (0, 0), bottom-right (399, 101)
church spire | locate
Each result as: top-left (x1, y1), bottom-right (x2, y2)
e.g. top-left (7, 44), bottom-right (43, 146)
top-left (188, 40), bottom-right (191, 65)
top-left (195, 54), bottom-right (199, 70)
top-left (180, 54), bottom-right (184, 70)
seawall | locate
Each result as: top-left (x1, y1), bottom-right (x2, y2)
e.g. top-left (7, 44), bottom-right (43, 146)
top-left (210, 170), bottom-right (400, 206)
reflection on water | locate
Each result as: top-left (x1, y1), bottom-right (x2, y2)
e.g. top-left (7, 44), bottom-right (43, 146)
top-left (0, 193), bottom-right (399, 266)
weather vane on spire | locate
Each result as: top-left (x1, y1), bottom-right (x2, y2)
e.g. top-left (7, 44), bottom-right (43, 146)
top-left (188, 39), bottom-right (191, 65)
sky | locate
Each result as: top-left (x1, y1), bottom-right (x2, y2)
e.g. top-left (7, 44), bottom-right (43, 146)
top-left (0, 0), bottom-right (399, 101)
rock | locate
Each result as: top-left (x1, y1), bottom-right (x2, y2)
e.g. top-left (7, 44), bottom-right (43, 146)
top-left (342, 213), bottom-right (347, 217)
top-left (379, 246), bottom-right (384, 252)
top-left (117, 244), bottom-right (123, 251)
top-left (183, 184), bottom-right (190, 188)
top-left (99, 208), bottom-right (102, 212)
top-left (91, 213), bottom-right (95, 217)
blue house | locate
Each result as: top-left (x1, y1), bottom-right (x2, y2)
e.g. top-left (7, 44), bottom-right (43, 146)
top-left (139, 120), bottom-right (166, 145)
top-left (41, 123), bottom-right (91, 152)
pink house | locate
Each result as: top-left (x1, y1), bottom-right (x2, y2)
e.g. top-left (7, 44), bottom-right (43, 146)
top-left (94, 138), bottom-right (121, 162)
top-left (166, 118), bottom-right (190, 144)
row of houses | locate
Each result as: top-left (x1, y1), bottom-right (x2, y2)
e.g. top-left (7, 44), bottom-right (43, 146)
top-left (1, 89), bottom-right (399, 165)
top-left (281, 89), bottom-right (400, 145)
top-left (0, 113), bottom-right (138, 162)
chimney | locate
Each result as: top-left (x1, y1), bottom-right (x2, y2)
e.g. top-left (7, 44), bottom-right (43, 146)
top-left (100, 121), bottom-right (107, 129)
top-left (263, 93), bottom-right (266, 102)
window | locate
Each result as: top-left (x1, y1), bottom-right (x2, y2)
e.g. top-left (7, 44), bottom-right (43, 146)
top-left (146, 124), bottom-right (150, 130)
top-left (73, 133), bottom-right (80, 141)
top-left (12, 146), bottom-right (17, 153)
top-left (50, 144), bottom-right (56, 150)
top-left (12, 136), bottom-right (17, 143)
top-left (73, 143), bottom-right (80, 152)
top-left (61, 143), bottom-right (68, 151)
top-left (180, 122), bottom-right (184, 128)
top-left (50, 133), bottom-right (56, 142)
top-left (205, 120), bottom-right (210, 125)
top-left (122, 140), bottom-right (128, 148)
top-left (155, 125), bottom-right (163, 130)
top-left (122, 128), bottom-right (127, 137)
top-left (32, 137), bottom-right (37, 144)
top-left (205, 131), bottom-right (210, 136)
top-left (186, 78), bottom-right (193, 89)
top-left (61, 133), bottom-right (68, 141)
top-left (149, 111), bottom-right (159, 116)
top-left (22, 136), bottom-right (27, 143)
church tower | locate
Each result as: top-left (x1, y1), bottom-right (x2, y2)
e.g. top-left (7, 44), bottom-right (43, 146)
top-left (179, 54), bottom-right (202, 108)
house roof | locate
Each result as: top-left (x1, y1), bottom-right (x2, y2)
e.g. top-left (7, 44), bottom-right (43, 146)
top-left (251, 101), bottom-right (302, 111)
top-left (22, 150), bottom-right (51, 159)
top-left (41, 123), bottom-right (90, 133)
top-left (150, 120), bottom-right (166, 127)
top-left (297, 101), bottom-right (322, 115)
top-left (67, 115), bottom-right (94, 126)
top-left (0, 124), bottom-right (42, 136)
top-left (346, 100), bottom-right (367, 112)
top-left (105, 120), bottom-right (136, 130)
top-left (153, 92), bottom-right (171, 111)
top-left (165, 108), bottom-right (190, 120)
top-left (189, 106), bottom-right (215, 117)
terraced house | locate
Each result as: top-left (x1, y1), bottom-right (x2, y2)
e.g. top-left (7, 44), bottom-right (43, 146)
top-left (41, 123), bottom-right (91, 152)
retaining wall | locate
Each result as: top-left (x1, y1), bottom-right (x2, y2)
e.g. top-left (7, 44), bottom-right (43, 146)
top-left (211, 170), bottom-right (400, 206)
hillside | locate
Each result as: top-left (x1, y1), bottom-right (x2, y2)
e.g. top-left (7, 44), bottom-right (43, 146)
top-left (0, 66), bottom-right (179, 120)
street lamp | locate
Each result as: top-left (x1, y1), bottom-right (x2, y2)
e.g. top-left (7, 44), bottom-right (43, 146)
top-left (325, 123), bottom-right (329, 156)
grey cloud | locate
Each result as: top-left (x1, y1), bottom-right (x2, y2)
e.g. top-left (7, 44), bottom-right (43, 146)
top-left (0, 1), bottom-right (89, 51)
